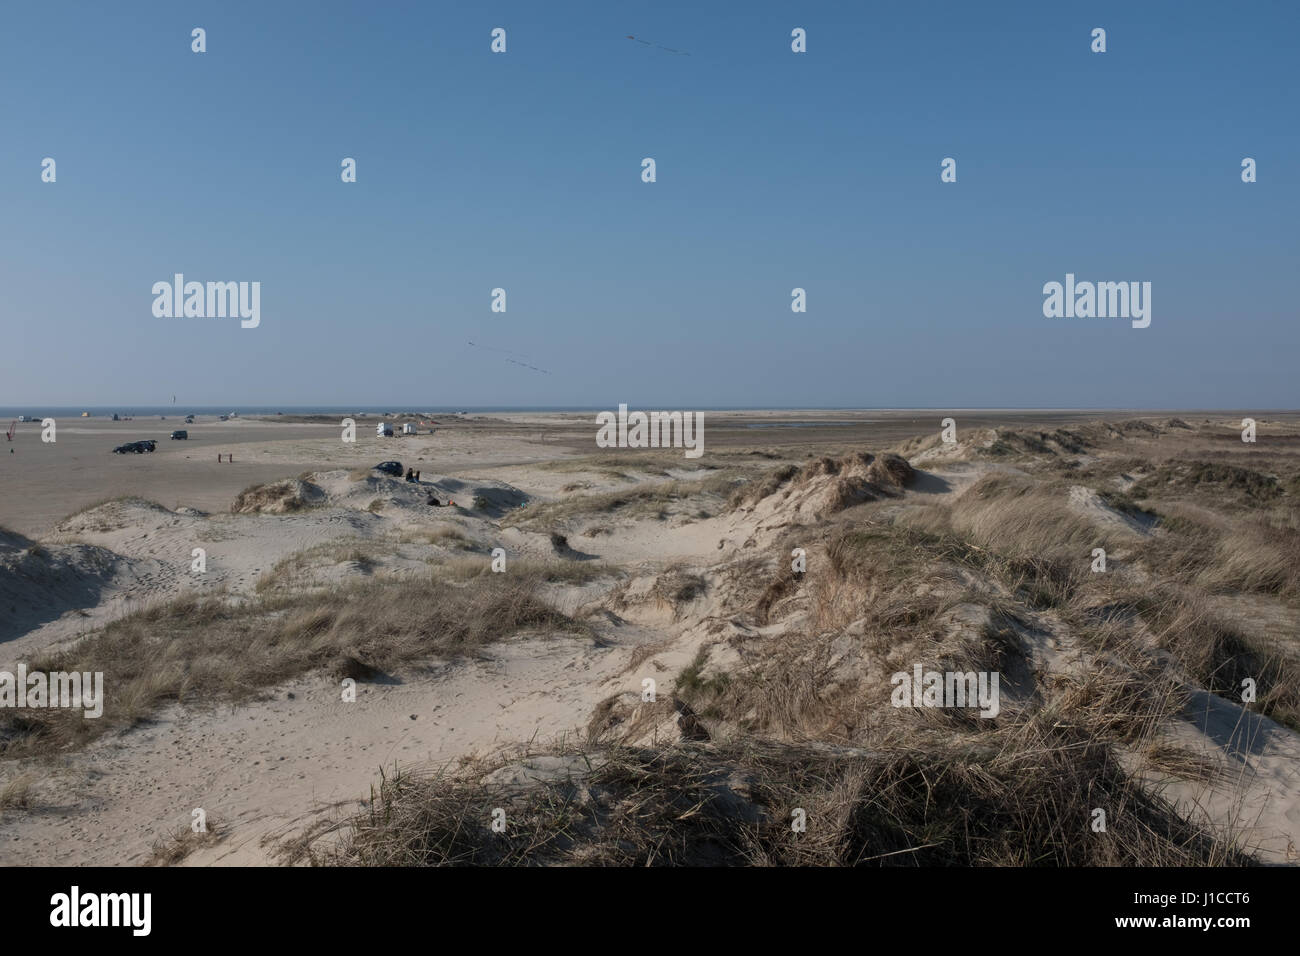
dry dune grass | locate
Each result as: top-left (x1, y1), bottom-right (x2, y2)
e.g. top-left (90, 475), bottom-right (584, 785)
top-left (0, 771), bottom-right (41, 814)
top-left (232, 478), bottom-right (325, 514)
top-left (0, 574), bottom-right (591, 759)
top-left (850, 473), bottom-right (1300, 731)
top-left (434, 555), bottom-right (617, 586)
top-left (536, 452), bottom-right (720, 479)
top-left (754, 563), bottom-right (799, 625)
top-left (728, 451), bottom-right (914, 513)
top-left (318, 728), bottom-right (1247, 866)
top-left (403, 524), bottom-right (475, 549)
top-left (1132, 459), bottom-right (1285, 504)
top-left (904, 473), bottom-right (1131, 558)
top-left (503, 473), bottom-right (741, 530)
top-left (253, 537), bottom-right (615, 595)
top-left (651, 564), bottom-right (708, 614)
top-left (146, 817), bottom-right (227, 866)
top-left (1126, 587), bottom-right (1300, 728)
top-left (668, 439), bottom-right (1300, 767)
top-left (681, 542), bottom-right (1001, 743)
top-left (729, 464), bottom-right (799, 508)
top-left (1188, 522), bottom-right (1300, 598)
top-left (254, 538), bottom-right (389, 592)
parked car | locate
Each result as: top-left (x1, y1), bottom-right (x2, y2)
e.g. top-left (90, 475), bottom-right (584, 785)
top-left (170, 430), bottom-right (188, 440)
top-left (373, 461), bottom-right (404, 477)
top-left (113, 441), bottom-right (150, 454)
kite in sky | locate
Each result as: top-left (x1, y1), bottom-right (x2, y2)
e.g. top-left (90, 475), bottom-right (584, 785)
top-left (626, 35), bottom-right (690, 56)
top-left (468, 341), bottom-right (551, 374)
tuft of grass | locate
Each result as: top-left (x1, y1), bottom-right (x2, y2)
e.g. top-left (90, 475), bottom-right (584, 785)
top-left (0, 772), bottom-right (41, 814)
top-left (146, 817), bottom-right (228, 866)
top-left (675, 647), bottom-right (731, 703)
top-left (653, 565), bottom-right (707, 610)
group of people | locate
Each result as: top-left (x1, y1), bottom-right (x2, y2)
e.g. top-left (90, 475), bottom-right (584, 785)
top-left (405, 467), bottom-right (420, 482)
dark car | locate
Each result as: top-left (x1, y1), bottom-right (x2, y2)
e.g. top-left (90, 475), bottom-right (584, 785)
top-left (374, 460), bottom-right (404, 477)
top-left (113, 441), bottom-right (149, 454)
top-left (140, 440), bottom-right (156, 452)
top-left (170, 430), bottom-right (188, 440)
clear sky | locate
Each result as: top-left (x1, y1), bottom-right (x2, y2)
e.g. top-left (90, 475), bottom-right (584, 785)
top-left (1, 1), bottom-right (1296, 408)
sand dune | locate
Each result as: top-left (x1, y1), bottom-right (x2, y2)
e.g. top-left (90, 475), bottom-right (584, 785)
top-left (2, 412), bottom-right (1299, 866)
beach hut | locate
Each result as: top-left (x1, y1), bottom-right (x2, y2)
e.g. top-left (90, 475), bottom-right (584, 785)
top-left (401, 423), bottom-right (417, 435)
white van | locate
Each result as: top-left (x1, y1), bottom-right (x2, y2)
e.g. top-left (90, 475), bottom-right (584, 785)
top-left (377, 422), bottom-right (394, 437)
top-left (401, 423), bottom-right (417, 434)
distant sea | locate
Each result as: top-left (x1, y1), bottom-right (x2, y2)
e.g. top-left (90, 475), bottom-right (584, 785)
top-left (0, 405), bottom-right (878, 419)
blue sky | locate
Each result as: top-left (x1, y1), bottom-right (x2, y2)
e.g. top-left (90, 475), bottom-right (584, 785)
top-left (1, 1), bottom-right (1296, 408)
